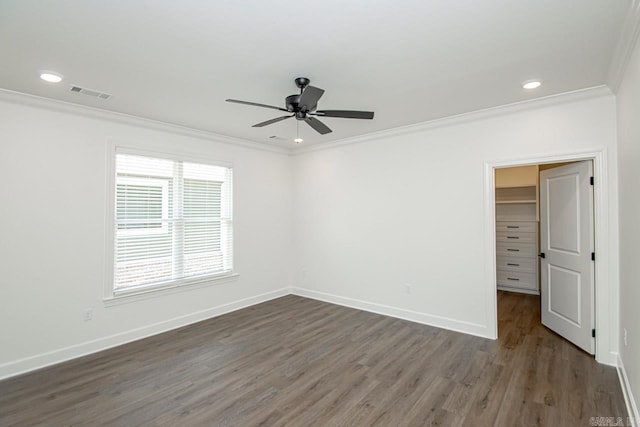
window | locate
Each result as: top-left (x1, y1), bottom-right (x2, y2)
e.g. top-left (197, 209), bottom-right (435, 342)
top-left (112, 152), bottom-right (233, 294)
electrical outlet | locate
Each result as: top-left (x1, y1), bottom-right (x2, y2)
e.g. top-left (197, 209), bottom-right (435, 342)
top-left (83, 308), bottom-right (93, 322)
top-left (404, 283), bottom-right (412, 295)
top-left (624, 328), bottom-right (628, 346)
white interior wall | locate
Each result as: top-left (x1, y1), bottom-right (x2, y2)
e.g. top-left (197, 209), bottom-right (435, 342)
top-left (616, 30), bottom-right (640, 420)
top-left (292, 92), bottom-right (619, 363)
top-left (0, 95), bottom-right (293, 379)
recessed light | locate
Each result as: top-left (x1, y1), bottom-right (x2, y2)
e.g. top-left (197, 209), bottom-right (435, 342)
top-left (523, 80), bottom-right (542, 90)
top-left (294, 138), bottom-right (304, 144)
top-left (40, 71), bottom-right (63, 83)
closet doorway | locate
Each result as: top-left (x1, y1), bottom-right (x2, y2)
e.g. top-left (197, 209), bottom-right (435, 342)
top-left (493, 160), bottom-right (596, 355)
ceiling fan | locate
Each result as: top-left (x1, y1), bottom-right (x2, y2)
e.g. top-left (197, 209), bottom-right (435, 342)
top-left (226, 77), bottom-right (374, 135)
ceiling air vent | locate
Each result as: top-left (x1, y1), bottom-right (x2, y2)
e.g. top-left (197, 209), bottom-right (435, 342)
top-left (69, 85), bottom-right (112, 100)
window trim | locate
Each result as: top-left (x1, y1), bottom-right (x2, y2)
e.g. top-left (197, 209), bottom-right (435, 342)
top-left (104, 142), bottom-right (236, 302)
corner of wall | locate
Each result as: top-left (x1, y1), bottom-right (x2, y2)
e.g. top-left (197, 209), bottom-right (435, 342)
top-left (607, 0), bottom-right (640, 92)
top-left (290, 287), bottom-right (490, 339)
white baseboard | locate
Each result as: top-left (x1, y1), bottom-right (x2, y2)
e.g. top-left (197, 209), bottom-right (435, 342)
top-left (291, 287), bottom-right (489, 338)
top-left (496, 285), bottom-right (539, 296)
top-left (0, 288), bottom-right (289, 381)
top-left (618, 354), bottom-right (640, 427)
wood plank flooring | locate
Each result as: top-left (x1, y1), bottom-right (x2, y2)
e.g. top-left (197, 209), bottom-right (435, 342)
top-left (0, 292), bottom-right (627, 426)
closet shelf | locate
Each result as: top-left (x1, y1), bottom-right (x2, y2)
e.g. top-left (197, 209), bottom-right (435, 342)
top-left (496, 200), bottom-right (537, 204)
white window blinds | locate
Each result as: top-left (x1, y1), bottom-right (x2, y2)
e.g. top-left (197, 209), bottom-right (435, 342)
top-left (114, 153), bottom-right (233, 293)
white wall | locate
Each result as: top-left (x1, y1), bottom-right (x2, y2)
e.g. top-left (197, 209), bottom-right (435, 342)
top-left (0, 95), bottom-right (293, 379)
top-left (292, 92), bottom-right (619, 361)
top-left (616, 32), bottom-right (640, 419)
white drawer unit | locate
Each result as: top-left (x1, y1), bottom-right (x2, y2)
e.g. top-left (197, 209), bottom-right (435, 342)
top-left (497, 270), bottom-right (537, 290)
top-left (495, 168), bottom-right (539, 295)
top-left (495, 221), bottom-right (537, 233)
top-left (496, 220), bottom-right (539, 294)
top-left (496, 231), bottom-right (536, 244)
top-left (496, 241), bottom-right (537, 258)
top-left (496, 256), bottom-right (536, 273)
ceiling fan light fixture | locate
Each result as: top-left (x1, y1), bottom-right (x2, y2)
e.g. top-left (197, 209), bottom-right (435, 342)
top-left (294, 138), bottom-right (304, 144)
top-left (522, 79), bottom-right (542, 89)
top-left (39, 71), bottom-right (63, 83)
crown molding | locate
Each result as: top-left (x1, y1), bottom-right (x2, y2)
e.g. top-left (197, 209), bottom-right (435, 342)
top-left (293, 85), bottom-right (613, 155)
top-left (0, 88), bottom-right (291, 155)
top-left (607, 0), bottom-right (640, 93)
top-left (0, 84), bottom-right (614, 158)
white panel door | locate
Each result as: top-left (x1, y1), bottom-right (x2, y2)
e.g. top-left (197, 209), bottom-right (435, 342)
top-left (540, 161), bottom-right (594, 354)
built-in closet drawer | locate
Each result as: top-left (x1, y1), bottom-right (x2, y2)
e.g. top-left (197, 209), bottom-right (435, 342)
top-left (496, 241), bottom-right (537, 258)
top-left (495, 221), bottom-right (537, 233)
top-left (496, 256), bottom-right (536, 273)
top-left (496, 270), bottom-right (537, 290)
top-left (496, 231), bottom-right (537, 244)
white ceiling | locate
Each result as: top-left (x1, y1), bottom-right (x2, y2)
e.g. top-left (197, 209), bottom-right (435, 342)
top-left (0, 1), bottom-right (632, 147)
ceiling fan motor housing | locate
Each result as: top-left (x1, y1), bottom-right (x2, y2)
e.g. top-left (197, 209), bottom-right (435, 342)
top-left (286, 94), bottom-right (316, 118)
top-left (285, 94), bottom-right (300, 113)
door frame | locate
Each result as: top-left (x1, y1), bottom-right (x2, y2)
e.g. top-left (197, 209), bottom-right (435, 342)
top-left (484, 148), bottom-right (616, 365)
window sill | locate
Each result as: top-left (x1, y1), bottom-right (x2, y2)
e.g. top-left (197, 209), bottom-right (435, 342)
top-left (103, 273), bottom-right (239, 307)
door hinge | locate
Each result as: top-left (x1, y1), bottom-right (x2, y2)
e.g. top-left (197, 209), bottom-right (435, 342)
top-left (538, 252), bottom-right (546, 259)
top-left (592, 329), bottom-right (596, 338)
top-left (591, 252), bottom-right (595, 261)
top-left (590, 176), bottom-right (594, 186)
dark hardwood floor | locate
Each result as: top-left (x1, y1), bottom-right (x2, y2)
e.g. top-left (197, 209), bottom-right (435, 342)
top-left (0, 292), bottom-right (627, 426)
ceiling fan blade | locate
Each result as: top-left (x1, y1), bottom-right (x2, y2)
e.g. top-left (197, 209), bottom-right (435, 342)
top-left (226, 99), bottom-right (288, 112)
top-left (313, 110), bottom-right (374, 119)
top-left (252, 115), bottom-right (294, 127)
top-left (298, 85), bottom-right (325, 111)
top-left (304, 116), bottom-right (332, 135)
